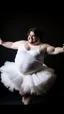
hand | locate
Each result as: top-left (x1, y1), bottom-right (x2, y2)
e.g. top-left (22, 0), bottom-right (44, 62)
top-left (0, 38), bottom-right (2, 45)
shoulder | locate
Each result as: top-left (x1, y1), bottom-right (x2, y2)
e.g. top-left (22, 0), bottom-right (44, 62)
top-left (19, 40), bottom-right (27, 43)
top-left (39, 43), bottom-right (50, 53)
top-left (18, 40), bottom-right (28, 49)
top-left (18, 40), bottom-right (27, 45)
top-left (40, 43), bottom-right (50, 47)
top-left (39, 43), bottom-right (50, 49)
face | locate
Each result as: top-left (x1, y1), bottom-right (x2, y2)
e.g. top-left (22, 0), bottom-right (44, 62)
top-left (27, 31), bottom-right (40, 44)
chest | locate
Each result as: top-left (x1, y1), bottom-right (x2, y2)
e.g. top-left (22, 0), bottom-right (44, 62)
top-left (24, 42), bottom-right (31, 50)
top-left (17, 43), bottom-right (40, 58)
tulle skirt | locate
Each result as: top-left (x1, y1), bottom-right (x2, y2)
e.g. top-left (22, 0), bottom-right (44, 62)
top-left (0, 61), bottom-right (56, 96)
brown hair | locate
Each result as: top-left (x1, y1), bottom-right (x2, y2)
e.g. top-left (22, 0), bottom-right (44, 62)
top-left (27, 27), bottom-right (44, 42)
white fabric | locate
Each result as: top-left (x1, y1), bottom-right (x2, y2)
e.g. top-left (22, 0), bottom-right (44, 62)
top-left (0, 44), bottom-right (56, 95)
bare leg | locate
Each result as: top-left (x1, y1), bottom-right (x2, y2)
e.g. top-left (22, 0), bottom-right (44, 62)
top-left (19, 91), bottom-right (32, 105)
top-left (22, 95), bottom-right (32, 105)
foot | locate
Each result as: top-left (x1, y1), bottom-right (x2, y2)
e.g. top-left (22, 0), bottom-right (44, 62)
top-left (22, 96), bottom-right (31, 105)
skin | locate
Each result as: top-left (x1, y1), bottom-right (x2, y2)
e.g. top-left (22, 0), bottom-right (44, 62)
top-left (0, 31), bottom-right (64, 105)
top-left (0, 31), bottom-right (64, 54)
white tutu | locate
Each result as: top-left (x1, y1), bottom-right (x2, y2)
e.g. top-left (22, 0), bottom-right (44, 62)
top-left (0, 61), bottom-right (56, 96)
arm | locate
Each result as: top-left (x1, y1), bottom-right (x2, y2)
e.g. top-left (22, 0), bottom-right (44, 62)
top-left (40, 43), bottom-right (64, 55)
top-left (48, 47), bottom-right (64, 55)
top-left (0, 38), bottom-right (25, 50)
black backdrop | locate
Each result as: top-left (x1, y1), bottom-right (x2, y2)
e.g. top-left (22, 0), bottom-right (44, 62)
top-left (0, 10), bottom-right (64, 106)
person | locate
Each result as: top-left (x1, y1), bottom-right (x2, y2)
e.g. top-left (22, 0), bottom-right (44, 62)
top-left (0, 28), bottom-right (64, 105)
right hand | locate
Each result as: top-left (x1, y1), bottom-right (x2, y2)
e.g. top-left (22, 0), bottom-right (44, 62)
top-left (0, 38), bottom-right (2, 45)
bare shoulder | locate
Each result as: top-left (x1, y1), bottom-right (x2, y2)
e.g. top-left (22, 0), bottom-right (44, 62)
top-left (40, 43), bottom-right (50, 49)
top-left (18, 40), bottom-right (27, 45)
top-left (40, 43), bottom-right (50, 47)
top-left (12, 40), bottom-right (27, 49)
top-left (39, 43), bottom-right (50, 53)
top-left (20, 40), bottom-right (27, 43)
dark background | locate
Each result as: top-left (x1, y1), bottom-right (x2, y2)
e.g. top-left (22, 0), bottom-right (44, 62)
top-left (0, 9), bottom-right (64, 106)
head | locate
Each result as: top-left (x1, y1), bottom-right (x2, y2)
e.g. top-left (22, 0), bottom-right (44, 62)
top-left (27, 28), bottom-right (43, 45)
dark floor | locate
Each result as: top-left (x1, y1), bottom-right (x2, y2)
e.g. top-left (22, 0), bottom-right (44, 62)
top-left (0, 72), bottom-right (64, 114)
top-left (0, 76), bottom-right (63, 105)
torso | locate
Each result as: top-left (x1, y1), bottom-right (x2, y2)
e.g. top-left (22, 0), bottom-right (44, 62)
top-left (15, 41), bottom-right (44, 74)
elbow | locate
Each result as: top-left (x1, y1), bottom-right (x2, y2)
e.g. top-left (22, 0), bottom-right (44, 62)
top-left (50, 46), bottom-right (55, 51)
top-left (47, 46), bottom-right (55, 53)
top-left (51, 47), bottom-right (55, 52)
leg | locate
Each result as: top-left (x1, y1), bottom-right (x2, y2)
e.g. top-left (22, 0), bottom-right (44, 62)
top-left (22, 95), bottom-right (32, 105)
top-left (19, 89), bottom-right (38, 105)
top-left (19, 91), bottom-right (32, 105)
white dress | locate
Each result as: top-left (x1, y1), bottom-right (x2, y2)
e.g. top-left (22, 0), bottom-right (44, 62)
top-left (0, 43), bottom-right (56, 96)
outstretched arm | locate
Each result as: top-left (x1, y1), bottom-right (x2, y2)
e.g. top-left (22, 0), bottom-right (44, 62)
top-left (0, 38), bottom-right (25, 50)
top-left (40, 43), bottom-right (64, 55)
top-left (48, 46), bottom-right (64, 55)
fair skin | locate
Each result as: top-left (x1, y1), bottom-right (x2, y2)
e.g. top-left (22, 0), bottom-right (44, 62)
top-left (0, 31), bottom-right (64, 54)
top-left (0, 31), bottom-right (64, 105)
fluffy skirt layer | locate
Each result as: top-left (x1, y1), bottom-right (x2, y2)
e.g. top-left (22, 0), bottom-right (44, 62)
top-left (0, 61), bottom-right (56, 95)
